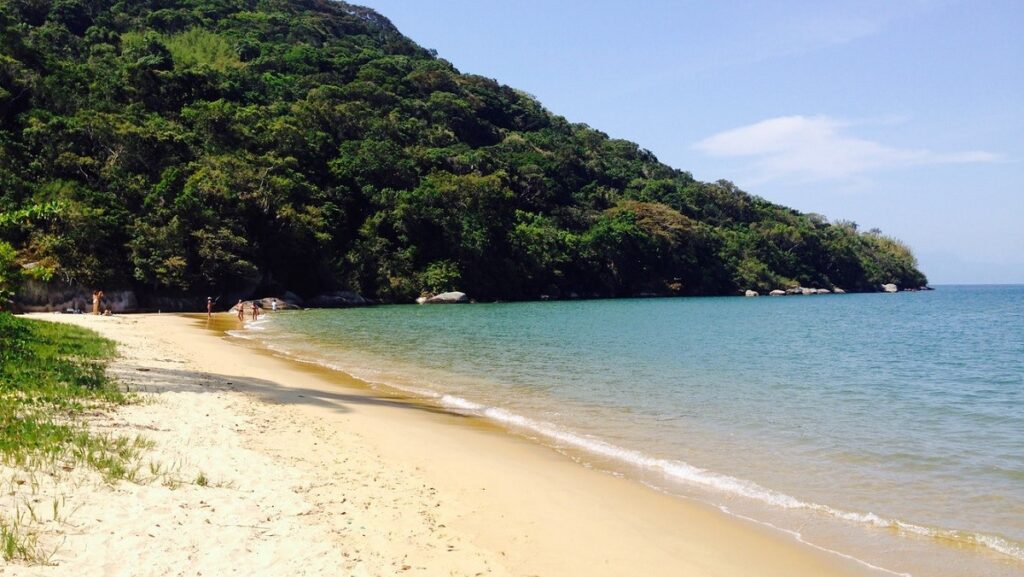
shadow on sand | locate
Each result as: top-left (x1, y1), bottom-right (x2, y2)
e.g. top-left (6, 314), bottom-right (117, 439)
top-left (109, 363), bottom-right (467, 420)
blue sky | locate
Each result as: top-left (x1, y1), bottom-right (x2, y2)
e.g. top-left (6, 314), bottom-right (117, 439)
top-left (355, 0), bottom-right (1023, 283)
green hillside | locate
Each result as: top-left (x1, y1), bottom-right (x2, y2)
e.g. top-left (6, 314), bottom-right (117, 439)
top-left (0, 0), bottom-right (927, 305)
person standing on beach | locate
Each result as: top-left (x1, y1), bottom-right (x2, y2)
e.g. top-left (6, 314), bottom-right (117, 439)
top-left (236, 299), bottom-right (244, 321)
top-left (251, 301), bottom-right (260, 321)
top-left (92, 290), bottom-right (104, 315)
top-left (207, 297), bottom-right (214, 319)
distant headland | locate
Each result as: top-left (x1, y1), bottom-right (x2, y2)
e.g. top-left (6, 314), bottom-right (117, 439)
top-left (0, 0), bottom-right (926, 313)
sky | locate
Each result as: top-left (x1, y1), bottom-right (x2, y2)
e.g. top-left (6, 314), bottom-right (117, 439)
top-left (355, 0), bottom-right (1023, 284)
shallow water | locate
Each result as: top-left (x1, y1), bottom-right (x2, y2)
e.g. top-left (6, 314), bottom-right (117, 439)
top-left (235, 286), bottom-right (1024, 577)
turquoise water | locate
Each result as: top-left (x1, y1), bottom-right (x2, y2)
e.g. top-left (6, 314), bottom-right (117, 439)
top-left (235, 286), bottom-right (1024, 577)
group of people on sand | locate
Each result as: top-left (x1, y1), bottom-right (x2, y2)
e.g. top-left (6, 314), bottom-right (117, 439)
top-left (206, 296), bottom-right (279, 321)
top-left (235, 299), bottom-right (261, 321)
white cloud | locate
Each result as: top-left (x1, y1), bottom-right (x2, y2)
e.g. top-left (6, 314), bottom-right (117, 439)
top-left (694, 115), bottom-right (1001, 183)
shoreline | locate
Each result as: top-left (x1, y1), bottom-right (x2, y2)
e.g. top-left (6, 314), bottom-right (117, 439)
top-left (13, 312), bottom-right (884, 576)
top-left (223, 304), bottom-right (1024, 577)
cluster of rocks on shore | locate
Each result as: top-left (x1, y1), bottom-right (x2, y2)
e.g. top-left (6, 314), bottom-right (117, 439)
top-left (18, 279), bottom-right (940, 313)
top-left (415, 291), bottom-right (470, 304)
top-left (744, 284), bottom-right (933, 297)
top-left (745, 287), bottom-right (845, 297)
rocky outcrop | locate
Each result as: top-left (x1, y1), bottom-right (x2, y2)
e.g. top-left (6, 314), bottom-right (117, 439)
top-left (14, 280), bottom-right (138, 313)
top-left (422, 291), bottom-right (470, 304)
top-left (258, 297), bottom-right (302, 311)
top-left (834, 288), bottom-right (846, 294)
top-left (801, 287), bottom-right (817, 296)
top-left (281, 291), bottom-right (304, 306)
top-left (307, 291), bottom-right (373, 308)
top-left (882, 284), bottom-right (898, 293)
top-left (769, 290), bottom-right (786, 296)
top-left (744, 290), bottom-right (759, 297)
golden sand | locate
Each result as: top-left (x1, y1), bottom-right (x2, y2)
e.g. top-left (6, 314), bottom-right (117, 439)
top-left (4, 312), bottom-right (882, 577)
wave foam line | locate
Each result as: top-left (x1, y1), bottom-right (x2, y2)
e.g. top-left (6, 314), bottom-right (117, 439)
top-left (438, 399), bottom-right (1024, 564)
top-left (232, 325), bottom-right (1024, 566)
top-left (719, 506), bottom-right (913, 577)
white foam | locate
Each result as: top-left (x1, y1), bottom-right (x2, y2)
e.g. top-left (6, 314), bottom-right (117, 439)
top-left (439, 395), bottom-right (484, 411)
top-left (228, 322), bottom-right (1024, 566)
top-left (720, 506), bottom-right (914, 577)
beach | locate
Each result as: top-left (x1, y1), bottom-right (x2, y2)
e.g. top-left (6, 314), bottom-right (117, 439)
top-left (4, 312), bottom-right (884, 577)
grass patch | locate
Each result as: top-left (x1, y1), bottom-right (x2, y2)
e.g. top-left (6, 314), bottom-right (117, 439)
top-left (122, 29), bottom-right (242, 71)
top-left (0, 313), bottom-right (150, 562)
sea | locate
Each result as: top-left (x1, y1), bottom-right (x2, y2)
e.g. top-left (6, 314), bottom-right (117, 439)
top-left (230, 285), bottom-right (1023, 577)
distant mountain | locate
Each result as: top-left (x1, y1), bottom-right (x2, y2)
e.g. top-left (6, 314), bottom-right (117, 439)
top-left (0, 0), bottom-right (926, 304)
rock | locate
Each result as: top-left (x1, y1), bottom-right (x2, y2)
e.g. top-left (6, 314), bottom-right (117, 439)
top-left (769, 290), bottom-right (786, 296)
top-left (14, 280), bottom-right (138, 313)
top-left (882, 284), bottom-right (898, 293)
top-left (230, 298), bottom-right (300, 313)
top-left (786, 287), bottom-right (803, 295)
top-left (816, 288), bottom-right (832, 294)
top-left (833, 288), bottom-right (846, 294)
top-left (801, 287), bottom-right (817, 296)
top-left (307, 291), bottom-right (373, 308)
top-left (281, 291), bottom-right (304, 306)
top-left (256, 297), bottom-right (302, 311)
top-left (424, 291), bottom-right (469, 304)
top-left (744, 290), bottom-right (759, 297)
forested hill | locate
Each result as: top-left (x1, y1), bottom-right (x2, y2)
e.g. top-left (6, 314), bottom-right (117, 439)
top-left (0, 0), bottom-right (927, 305)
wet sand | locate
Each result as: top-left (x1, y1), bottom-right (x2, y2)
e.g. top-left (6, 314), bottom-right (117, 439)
top-left (6, 312), bottom-right (885, 577)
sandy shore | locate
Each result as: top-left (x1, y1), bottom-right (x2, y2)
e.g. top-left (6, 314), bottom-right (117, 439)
top-left (2, 312), bottom-right (885, 577)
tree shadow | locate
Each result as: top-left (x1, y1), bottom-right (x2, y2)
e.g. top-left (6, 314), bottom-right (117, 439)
top-left (109, 363), bottom-right (467, 419)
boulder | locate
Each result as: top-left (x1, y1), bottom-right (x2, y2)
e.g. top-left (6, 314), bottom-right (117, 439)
top-left (769, 290), bottom-right (786, 296)
top-left (882, 284), bottom-right (898, 293)
top-left (833, 288), bottom-right (846, 294)
top-left (801, 287), bottom-right (817, 296)
top-left (786, 287), bottom-right (803, 295)
top-left (256, 297), bottom-right (301, 311)
top-left (424, 291), bottom-right (469, 304)
top-left (14, 280), bottom-right (138, 313)
top-left (744, 290), bottom-right (759, 297)
top-left (281, 291), bottom-right (304, 306)
top-left (816, 288), bottom-right (832, 294)
top-left (307, 291), bottom-right (373, 308)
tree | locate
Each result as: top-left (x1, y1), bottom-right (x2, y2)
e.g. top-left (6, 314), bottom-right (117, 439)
top-left (0, 0), bottom-right (927, 306)
top-left (0, 241), bottom-right (22, 310)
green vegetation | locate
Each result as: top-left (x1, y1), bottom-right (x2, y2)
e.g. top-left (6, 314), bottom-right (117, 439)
top-left (0, 0), bottom-right (926, 303)
top-left (0, 313), bottom-right (146, 478)
top-left (0, 313), bottom-right (150, 561)
top-left (0, 240), bottom-right (21, 308)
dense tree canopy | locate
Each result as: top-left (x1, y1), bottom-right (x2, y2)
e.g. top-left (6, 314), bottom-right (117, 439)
top-left (0, 0), bottom-right (927, 304)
